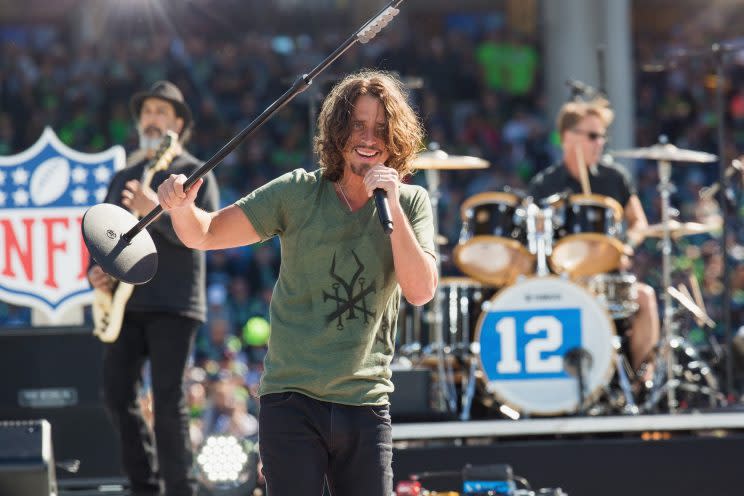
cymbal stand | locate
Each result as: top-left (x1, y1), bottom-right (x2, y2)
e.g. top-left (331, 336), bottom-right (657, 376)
top-left (657, 155), bottom-right (678, 412)
top-left (423, 165), bottom-right (457, 414)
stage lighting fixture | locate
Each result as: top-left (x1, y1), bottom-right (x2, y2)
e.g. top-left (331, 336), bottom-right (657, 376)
top-left (196, 435), bottom-right (257, 494)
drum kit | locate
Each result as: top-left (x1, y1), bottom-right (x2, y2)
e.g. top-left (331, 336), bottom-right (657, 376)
top-left (396, 143), bottom-right (727, 419)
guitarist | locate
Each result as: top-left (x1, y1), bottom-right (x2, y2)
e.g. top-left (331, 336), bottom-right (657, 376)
top-left (87, 81), bottom-right (219, 496)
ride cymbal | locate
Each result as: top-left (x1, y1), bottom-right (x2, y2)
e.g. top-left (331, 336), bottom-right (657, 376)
top-left (610, 144), bottom-right (717, 163)
top-left (412, 149), bottom-right (490, 170)
top-left (629, 219), bottom-right (721, 240)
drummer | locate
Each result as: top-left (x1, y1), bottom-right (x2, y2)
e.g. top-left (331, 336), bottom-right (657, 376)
top-left (528, 98), bottom-right (659, 386)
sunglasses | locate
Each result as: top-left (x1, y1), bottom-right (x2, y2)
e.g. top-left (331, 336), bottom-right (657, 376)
top-left (571, 129), bottom-right (607, 141)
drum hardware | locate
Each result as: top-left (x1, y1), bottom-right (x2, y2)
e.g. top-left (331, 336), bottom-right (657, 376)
top-left (525, 202), bottom-right (553, 277)
top-left (563, 347), bottom-right (593, 415)
top-left (612, 138), bottom-right (718, 413)
top-left (613, 353), bottom-right (640, 415)
top-left (459, 358), bottom-right (479, 421)
top-left (411, 145), bottom-right (491, 415)
top-left (641, 336), bottom-right (726, 412)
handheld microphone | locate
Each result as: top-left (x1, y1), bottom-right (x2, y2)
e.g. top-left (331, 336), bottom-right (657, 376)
top-left (374, 188), bottom-right (394, 234)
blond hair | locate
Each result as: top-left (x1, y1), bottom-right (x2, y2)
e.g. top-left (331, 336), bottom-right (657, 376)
top-left (556, 98), bottom-right (614, 140)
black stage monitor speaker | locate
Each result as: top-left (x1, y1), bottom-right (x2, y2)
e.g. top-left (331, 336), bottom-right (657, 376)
top-left (0, 327), bottom-right (123, 484)
top-left (390, 367), bottom-right (433, 420)
top-left (0, 419), bottom-right (57, 496)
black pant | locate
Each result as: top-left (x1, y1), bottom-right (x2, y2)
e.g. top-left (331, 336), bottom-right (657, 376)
top-left (102, 311), bottom-right (199, 496)
top-left (258, 392), bottom-right (393, 496)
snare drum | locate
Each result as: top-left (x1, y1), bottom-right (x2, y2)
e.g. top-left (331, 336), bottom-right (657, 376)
top-left (550, 194), bottom-right (626, 277)
top-left (397, 277), bottom-right (495, 355)
top-left (454, 192), bottom-right (535, 286)
top-left (475, 277), bottom-right (616, 415)
top-left (583, 273), bottom-right (639, 320)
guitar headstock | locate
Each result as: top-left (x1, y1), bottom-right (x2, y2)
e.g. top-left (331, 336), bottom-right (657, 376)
top-left (151, 130), bottom-right (179, 172)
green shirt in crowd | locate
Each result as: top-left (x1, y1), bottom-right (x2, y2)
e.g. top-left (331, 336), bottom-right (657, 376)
top-left (236, 168), bottom-right (436, 406)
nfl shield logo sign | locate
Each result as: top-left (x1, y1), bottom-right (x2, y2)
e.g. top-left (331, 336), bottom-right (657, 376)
top-left (0, 127), bottom-right (125, 323)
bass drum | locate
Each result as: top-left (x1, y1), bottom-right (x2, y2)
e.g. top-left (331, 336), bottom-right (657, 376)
top-left (475, 277), bottom-right (616, 416)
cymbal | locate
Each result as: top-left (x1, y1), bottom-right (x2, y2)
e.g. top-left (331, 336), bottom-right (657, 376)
top-left (412, 150), bottom-right (490, 170)
top-left (610, 144), bottom-right (717, 163)
top-left (630, 219), bottom-right (721, 239)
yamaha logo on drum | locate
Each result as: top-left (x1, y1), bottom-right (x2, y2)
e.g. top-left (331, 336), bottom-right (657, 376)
top-left (524, 292), bottom-right (562, 302)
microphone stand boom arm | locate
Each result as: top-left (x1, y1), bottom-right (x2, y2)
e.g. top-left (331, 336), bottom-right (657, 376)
top-left (126, 0), bottom-right (404, 242)
top-left (82, 0), bottom-right (405, 285)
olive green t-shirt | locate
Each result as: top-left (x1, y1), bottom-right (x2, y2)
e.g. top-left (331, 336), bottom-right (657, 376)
top-left (235, 169), bottom-right (435, 405)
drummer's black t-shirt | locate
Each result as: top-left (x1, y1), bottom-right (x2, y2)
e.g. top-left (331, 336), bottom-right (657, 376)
top-left (528, 159), bottom-right (637, 208)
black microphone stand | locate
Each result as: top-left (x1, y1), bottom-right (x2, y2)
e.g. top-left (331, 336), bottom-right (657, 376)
top-left (713, 43), bottom-right (736, 400)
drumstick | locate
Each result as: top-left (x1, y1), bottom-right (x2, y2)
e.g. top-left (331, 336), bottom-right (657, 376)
top-left (677, 284), bottom-right (696, 307)
top-left (676, 283), bottom-right (700, 326)
top-left (672, 285), bottom-right (714, 328)
top-left (688, 273), bottom-right (706, 315)
top-left (575, 145), bottom-right (592, 195)
top-left (687, 274), bottom-right (715, 325)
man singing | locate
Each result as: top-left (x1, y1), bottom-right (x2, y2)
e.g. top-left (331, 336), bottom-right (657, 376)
top-left (157, 70), bottom-right (437, 495)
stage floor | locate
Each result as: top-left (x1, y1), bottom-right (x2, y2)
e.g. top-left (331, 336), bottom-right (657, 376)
top-left (392, 410), bottom-right (744, 496)
top-left (392, 410), bottom-right (744, 440)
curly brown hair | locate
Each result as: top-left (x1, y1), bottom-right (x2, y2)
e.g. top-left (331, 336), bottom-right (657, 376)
top-left (314, 70), bottom-right (425, 182)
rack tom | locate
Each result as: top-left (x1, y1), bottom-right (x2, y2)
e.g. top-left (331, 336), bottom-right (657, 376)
top-left (549, 193), bottom-right (626, 277)
top-left (454, 192), bottom-right (534, 286)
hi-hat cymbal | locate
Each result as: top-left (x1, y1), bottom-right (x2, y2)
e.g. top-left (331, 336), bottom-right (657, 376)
top-left (610, 144), bottom-right (717, 163)
top-left (412, 150), bottom-right (490, 170)
top-left (630, 219), bottom-right (721, 240)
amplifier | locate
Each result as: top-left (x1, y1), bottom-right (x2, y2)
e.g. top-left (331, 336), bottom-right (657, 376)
top-left (0, 419), bottom-right (57, 496)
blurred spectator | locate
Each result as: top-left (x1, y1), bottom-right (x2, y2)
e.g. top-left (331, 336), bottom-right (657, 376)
top-left (201, 380), bottom-right (258, 439)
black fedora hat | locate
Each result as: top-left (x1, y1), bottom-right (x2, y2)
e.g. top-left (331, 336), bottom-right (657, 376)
top-left (129, 80), bottom-right (193, 131)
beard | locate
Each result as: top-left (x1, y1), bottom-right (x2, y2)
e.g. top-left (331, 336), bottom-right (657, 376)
top-left (138, 126), bottom-right (165, 151)
top-left (349, 161), bottom-right (372, 178)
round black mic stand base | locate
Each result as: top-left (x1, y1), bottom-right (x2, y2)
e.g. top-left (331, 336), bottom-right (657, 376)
top-left (82, 203), bottom-right (158, 285)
